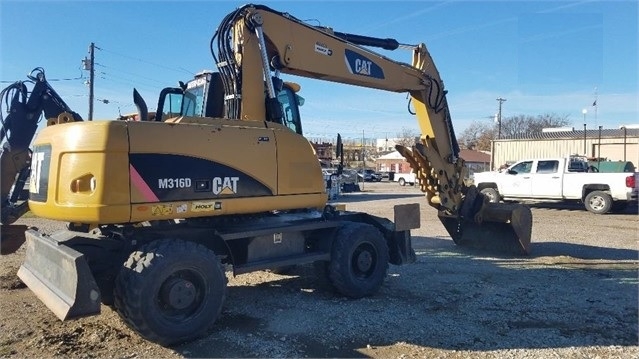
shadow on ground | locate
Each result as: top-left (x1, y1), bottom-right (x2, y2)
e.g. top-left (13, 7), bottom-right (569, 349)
top-left (178, 235), bottom-right (639, 358)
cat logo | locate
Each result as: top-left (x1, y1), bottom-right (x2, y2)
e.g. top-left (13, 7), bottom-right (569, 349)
top-left (344, 49), bottom-right (384, 79)
top-left (191, 201), bottom-right (216, 212)
top-left (212, 176), bottom-right (239, 195)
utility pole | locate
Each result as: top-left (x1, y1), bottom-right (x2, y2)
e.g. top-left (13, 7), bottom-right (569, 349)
top-left (582, 109), bottom-right (587, 155)
top-left (82, 42), bottom-right (96, 121)
top-left (496, 97), bottom-right (506, 139)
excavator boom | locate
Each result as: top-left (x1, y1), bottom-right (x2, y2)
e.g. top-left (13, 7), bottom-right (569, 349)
top-left (216, 4), bottom-right (532, 254)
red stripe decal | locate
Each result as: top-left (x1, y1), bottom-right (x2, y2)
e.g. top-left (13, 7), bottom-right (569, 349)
top-left (130, 164), bottom-right (159, 202)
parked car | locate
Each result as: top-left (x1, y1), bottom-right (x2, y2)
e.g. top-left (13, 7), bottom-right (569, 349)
top-left (358, 169), bottom-right (383, 182)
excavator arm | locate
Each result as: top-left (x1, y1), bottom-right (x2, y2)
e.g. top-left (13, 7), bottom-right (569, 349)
top-left (0, 68), bottom-right (82, 254)
top-left (215, 4), bottom-right (531, 254)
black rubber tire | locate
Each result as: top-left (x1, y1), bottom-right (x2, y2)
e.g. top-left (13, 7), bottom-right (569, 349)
top-left (327, 223), bottom-right (389, 298)
top-left (584, 190), bottom-right (613, 214)
top-left (480, 187), bottom-right (500, 203)
top-left (398, 178), bottom-right (406, 186)
top-left (114, 239), bottom-right (227, 346)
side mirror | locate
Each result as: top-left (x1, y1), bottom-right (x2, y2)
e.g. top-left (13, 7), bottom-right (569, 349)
top-left (507, 169), bottom-right (517, 175)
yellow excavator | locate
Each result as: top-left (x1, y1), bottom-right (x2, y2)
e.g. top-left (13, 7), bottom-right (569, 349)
top-left (3, 4), bottom-right (532, 346)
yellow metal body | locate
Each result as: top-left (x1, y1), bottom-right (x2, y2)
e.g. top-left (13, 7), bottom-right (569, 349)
top-left (29, 119), bottom-right (326, 224)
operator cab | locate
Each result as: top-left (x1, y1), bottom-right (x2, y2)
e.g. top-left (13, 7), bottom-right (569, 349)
top-left (156, 70), bottom-right (224, 121)
top-left (156, 71), bottom-right (305, 136)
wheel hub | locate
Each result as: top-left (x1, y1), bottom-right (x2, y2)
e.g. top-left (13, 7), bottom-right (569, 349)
top-left (355, 250), bottom-right (373, 272)
top-left (161, 277), bottom-right (196, 310)
top-left (590, 196), bottom-right (604, 210)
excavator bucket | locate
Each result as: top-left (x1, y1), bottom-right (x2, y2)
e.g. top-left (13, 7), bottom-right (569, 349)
top-left (17, 229), bottom-right (101, 320)
top-left (439, 187), bottom-right (532, 255)
top-left (0, 224), bottom-right (27, 255)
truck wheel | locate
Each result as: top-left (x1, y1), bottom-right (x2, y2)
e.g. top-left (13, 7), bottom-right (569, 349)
top-left (114, 239), bottom-right (227, 346)
top-left (480, 188), bottom-right (500, 203)
top-left (327, 223), bottom-right (389, 298)
top-left (584, 191), bottom-right (613, 214)
top-left (398, 178), bottom-right (406, 186)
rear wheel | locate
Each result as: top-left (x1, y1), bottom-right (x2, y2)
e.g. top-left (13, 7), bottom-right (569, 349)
top-left (114, 239), bottom-right (227, 346)
top-left (584, 190), bottom-right (612, 214)
top-left (480, 188), bottom-right (500, 203)
top-left (327, 223), bottom-right (389, 298)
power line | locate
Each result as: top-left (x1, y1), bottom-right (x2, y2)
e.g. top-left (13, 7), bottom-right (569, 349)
top-left (98, 46), bottom-right (195, 76)
top-left (0, 73), bottom-right (84, 83)
top-left (95, 63), bottom-right (168, 86)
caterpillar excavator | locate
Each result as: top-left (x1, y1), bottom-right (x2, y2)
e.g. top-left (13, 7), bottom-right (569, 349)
top-left (2, 4), bottom-right (532, 346)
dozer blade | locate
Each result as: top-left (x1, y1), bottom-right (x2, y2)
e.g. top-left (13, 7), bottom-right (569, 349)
top-left (17, 229), bottom-right (101, 320)
top-left (439, 187), bottom-right (532, 255)
top-left (0, 224), bottom-right (27, 255)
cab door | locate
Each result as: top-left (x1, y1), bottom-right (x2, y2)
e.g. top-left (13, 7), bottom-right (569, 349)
top-left (500, 160), bottom-right (533, 197)
top-left (530, 160), bottom-right (562, 197)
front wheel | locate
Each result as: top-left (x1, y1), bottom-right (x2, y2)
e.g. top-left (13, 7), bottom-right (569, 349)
top-left (114, 239), bottom-right (227, 346)
top-left (327, 223), bottom-right (389, 298)
top-left (398, 178), bottom-right (406, 186)
top-left (584, 190), bottom-right (612, 214)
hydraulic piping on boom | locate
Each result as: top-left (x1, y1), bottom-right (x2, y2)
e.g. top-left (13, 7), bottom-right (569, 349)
top-left (0, 68), bottom-right (82, 254)
top-left (212, 4), bottom-right (532, 254)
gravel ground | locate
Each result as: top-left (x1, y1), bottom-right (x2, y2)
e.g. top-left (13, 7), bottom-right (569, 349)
top-left (1, 181), bottom-right (637, 358)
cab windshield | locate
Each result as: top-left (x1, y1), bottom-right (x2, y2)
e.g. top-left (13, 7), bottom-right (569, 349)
top-left (182, 85), bottom-right (205, 117)
top-left (277, 87), bottom-right (304, 135)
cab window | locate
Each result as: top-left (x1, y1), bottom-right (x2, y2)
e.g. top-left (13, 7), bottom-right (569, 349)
top-left (161, 93), bottom-right (183, 120)
top-left (536, 160), bottom-right (559, 174)
top-left (510, 161), bottom-right (533, 174)
top-left (182, 85), bottom-right (205, 117)
top-left (276, 87), bottom-right (303, 135)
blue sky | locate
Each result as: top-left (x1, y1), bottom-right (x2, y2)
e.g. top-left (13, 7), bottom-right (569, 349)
top-left (1, 0), bottom-right (637, 142)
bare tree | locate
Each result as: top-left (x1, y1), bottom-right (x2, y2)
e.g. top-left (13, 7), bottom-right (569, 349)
top-left (458, 121), bottom-right (495, 151)
top-left (500, 113), bottom-right (571, 138)
top-left (395, 127), bottom-right (420, 148)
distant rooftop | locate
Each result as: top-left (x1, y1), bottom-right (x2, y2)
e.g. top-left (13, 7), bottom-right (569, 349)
top-left (500, 127), bottom-right (639, 141)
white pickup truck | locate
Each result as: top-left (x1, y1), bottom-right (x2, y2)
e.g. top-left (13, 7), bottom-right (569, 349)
top-left (473, 157), bottom-right (638, 214)
top-left (394, 172), bottom-right (416, 186)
